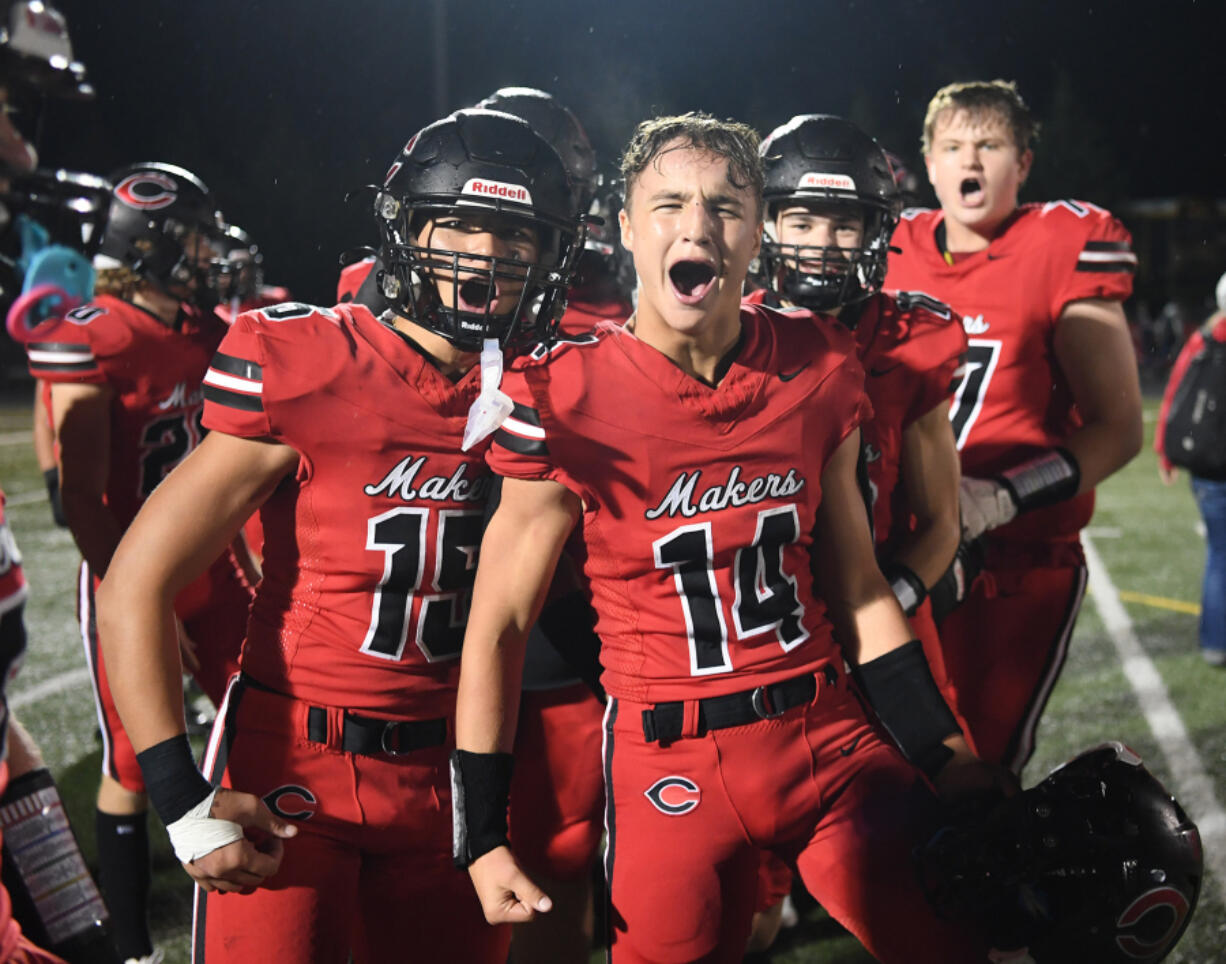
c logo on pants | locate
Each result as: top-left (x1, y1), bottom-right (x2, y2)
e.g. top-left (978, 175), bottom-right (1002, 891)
top-left (645, 776), bottom-right (701, 816)
top-left (264, 784), bottom-right (318, 820)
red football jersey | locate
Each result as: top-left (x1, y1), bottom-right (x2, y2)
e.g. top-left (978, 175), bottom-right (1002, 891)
top-left (743, 289), bottom-right (966, 554)
top-left (202, 301), bottom-right (492, 717)
top-left (215, 287), bottom-right (294, 326)
top-left (885, 201), bottom-right (1135, 540)
top-left (26, 295), bottom-right (225, 530)
top-left (336, 258), bottom-right (375, 305)
top-left (559, 287), bottom-right (632, 335)
top-left (488, 305), bottom-right (870, 704)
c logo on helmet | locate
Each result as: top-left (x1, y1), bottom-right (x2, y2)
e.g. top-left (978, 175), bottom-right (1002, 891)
top-left (1114, 885), bottom-right (1190, 959)
top-left (114, 172), bottom-right (178, 211)
top-left (644, 776), bottom-right (701, 816)
top-left (263, 784), bottom-right (318, 821)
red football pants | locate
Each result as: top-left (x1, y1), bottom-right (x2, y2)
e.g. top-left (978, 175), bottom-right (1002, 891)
top-left (193, 678), bottom-right (507, 964)
top-left (510, 683), bottom-right (605, 881)
top-left (937, 559), bottom-right (1087, 773)
top-left (79, 560), bottom-right (249, 792)
top-left (753, 599), bottom-right (966, 916)
top-left (601, 667), bottom-right (987, 964)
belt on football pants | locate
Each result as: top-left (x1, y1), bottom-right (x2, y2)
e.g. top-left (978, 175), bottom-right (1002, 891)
top-left (640, 665), bottom-right (836, 744)
top-left (241, 674), bottom-right (446, 756)
top-left (305, 707), bottom-right (447, 756)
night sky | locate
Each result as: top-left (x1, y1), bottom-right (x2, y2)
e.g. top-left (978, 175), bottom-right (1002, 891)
top-left (41, 0), bottom-right (1218, 307)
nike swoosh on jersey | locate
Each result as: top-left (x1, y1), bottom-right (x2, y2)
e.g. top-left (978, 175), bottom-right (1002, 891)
top-left (778, 362), bottom-right (810, 382)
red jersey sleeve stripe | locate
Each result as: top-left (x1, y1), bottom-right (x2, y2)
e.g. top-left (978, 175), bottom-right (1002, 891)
top-left (203, 383), bottom-right (264, 412)
top-left (26, 342), bottom-right (98, 375)
top-left (494, 402), bottom-right (548, 455)
top-left (1077, 241), bottom-right (1137, 272)
top-left (206, 351), bottom-right (263, 385)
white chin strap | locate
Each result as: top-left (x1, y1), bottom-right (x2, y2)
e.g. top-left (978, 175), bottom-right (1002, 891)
top-left (461, 338), bottom-right (514, 451)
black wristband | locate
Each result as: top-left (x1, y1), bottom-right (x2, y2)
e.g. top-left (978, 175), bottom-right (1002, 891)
top-left (134, 733), bottom-right (213, 826)
top-left (42, 467), bottom-right (66, 528)
top-left (928, 537), bottom-right (986, 624)
top-left (450, 749), bottom-right (514, 868)
top-left (851, 640), bottom-right (959, 778)
top-left (883, 562), bottom-right (927, 617)
top-left (994, 447), bottom-right (1081, 515)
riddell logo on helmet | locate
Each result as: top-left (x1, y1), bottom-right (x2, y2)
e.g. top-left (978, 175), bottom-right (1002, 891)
top-left (798, 172), bottom-right (856, 191)
top-left (462, 178), bottom-right (533, 204)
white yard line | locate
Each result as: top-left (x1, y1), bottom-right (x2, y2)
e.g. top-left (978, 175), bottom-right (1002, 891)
top-left (0, 431), bottom-right (31, 446)
top-left (9, 666), bottom-right (91, 711)
top-left (1083, 532), bottom-right (1226, 900)
top-left (4, 488), bottom-right (47, 506)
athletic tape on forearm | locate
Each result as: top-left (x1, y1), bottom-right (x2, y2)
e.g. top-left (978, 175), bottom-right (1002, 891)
top-left (134, 733), bottom-right (213, 826)
top-left (883, 562), bottom-right (927, 617)
top-left (165, 789), bottom-right (244, 864)
top-left (851, 639), bottom-right (959, 778)
top-left (450, 749), bottom-right (514, 868)
top-left (995, 448), bottom-right (1081, 514)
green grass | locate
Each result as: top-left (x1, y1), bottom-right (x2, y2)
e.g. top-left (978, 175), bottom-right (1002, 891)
top-left (3, 393), bottom-right (1223, 962)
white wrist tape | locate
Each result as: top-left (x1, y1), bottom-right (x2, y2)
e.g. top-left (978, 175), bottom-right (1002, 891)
top-left (165, 788), bottom-right (244, 864)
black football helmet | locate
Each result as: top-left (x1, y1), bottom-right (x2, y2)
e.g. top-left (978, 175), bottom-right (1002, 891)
top-left (208, 222), bottom-right (262, 303)
top-left (373, 108), bottom-right (585, 351)
top-left (473, 87), bottom-right (619, 289)
top-left (2, 167), bottom-right (110, 252)
top-left (97, 162), bottom-right (220, 308)
top-left (759, 114), bottom-right (901, 312)
top-left (0, 0), bottom-right (91, 101)
top-left (475, 87), bottom-right (598, 212)
top-left (918, 743), bottom-right (1203, 963)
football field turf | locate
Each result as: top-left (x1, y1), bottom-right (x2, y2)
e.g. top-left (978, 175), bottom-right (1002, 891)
top-left (2, 394), bottom-right (1222, 963)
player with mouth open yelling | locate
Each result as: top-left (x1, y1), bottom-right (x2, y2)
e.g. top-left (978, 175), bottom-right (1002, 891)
top-left (452, 113), bottom-right (1005, 963)
top-left (94, 109), bottom-right (584, 963)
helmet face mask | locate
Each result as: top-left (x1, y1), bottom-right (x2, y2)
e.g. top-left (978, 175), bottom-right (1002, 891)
top-left (207, 222), bottom-right (261, 304)
top-left (759, 114), bottom-right (901, 313)
top-left (917, 742), bottom-right (1203, 963)
top-left (764, 197), bottom-right (895, 312)
top-left (375, 109), bottom-right (585, 352)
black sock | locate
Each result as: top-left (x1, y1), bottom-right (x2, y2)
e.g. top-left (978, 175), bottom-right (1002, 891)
top-left (95, 809), bottom-right (152, 960)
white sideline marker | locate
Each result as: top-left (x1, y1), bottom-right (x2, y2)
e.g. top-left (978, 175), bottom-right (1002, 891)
top-left (1083, 532), bottom-right (1226, 900)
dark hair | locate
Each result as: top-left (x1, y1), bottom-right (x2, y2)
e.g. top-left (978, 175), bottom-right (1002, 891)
top-left (921, 80), bottom-right (1040, 155)
top-left (620, 112), bottom-right (764, 214)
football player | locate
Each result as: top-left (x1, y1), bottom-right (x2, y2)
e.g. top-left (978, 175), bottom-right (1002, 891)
top-left (885, 80), bottom-right (1143, 772)
top-left (0, 4), bottom-right (122, 962)
top-left (453, 112), bottom-right (1004, 963)
top-left (26, 162), bottom-right (254, 964)
top-left (209, 222), bottom-right (290, 327)
top-left (743, 113), bottom-right (970, 951)
top-left (94, 109), bottom-right (585, 963)
top-left (475, 85), bottom-right (629, 964)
